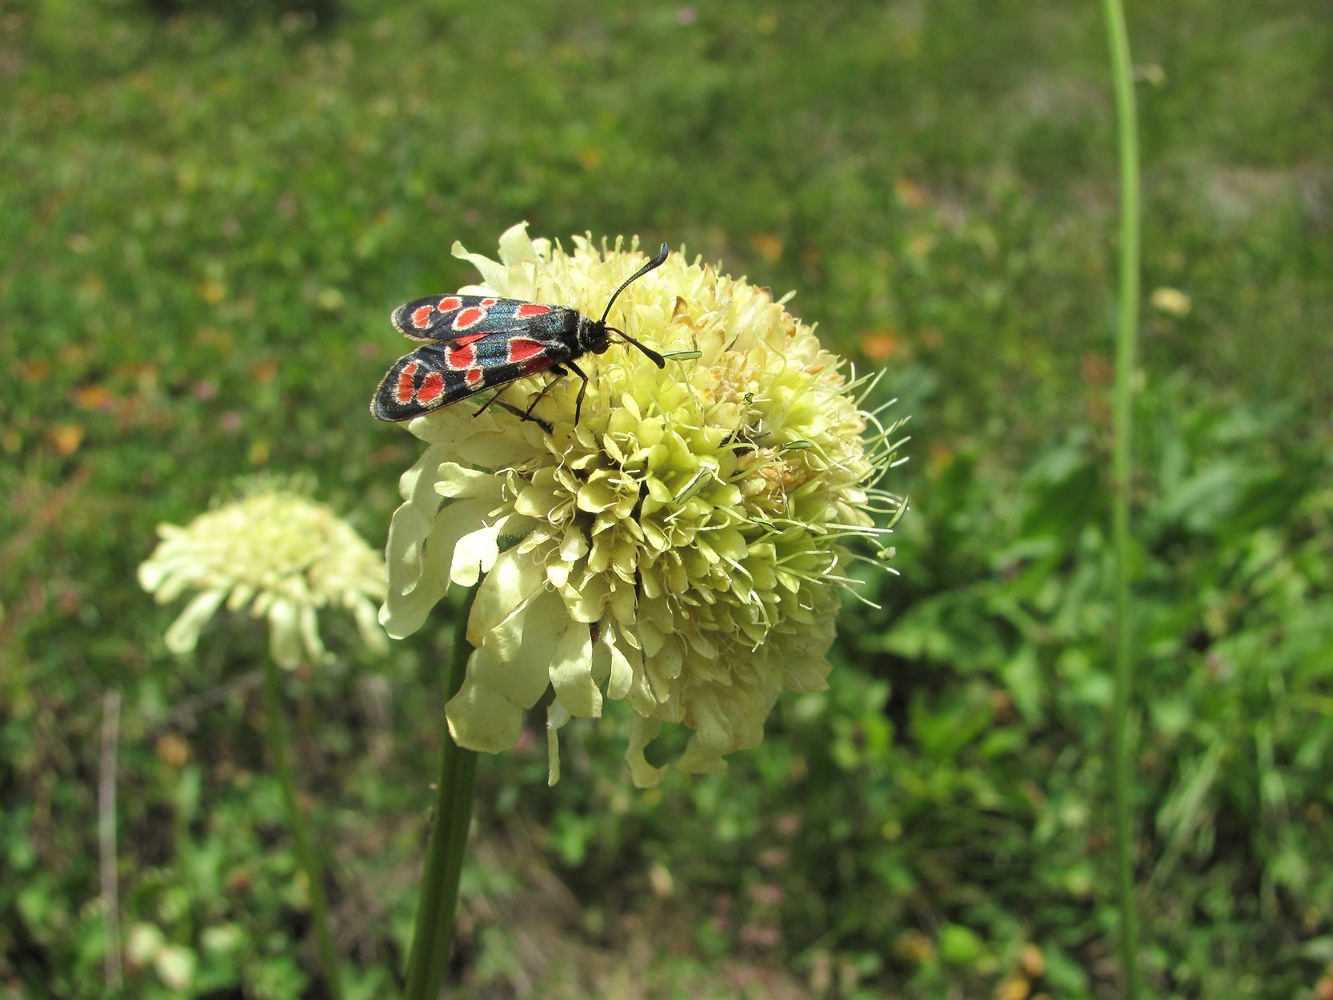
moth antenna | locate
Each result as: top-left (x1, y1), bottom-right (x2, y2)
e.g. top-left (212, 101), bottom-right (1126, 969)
top-left (600, 242), bottom-right (669, 368)
top-left (598, 243), bottom-right (669, 326)
top-left (606, 326), bottom-right (667, 368)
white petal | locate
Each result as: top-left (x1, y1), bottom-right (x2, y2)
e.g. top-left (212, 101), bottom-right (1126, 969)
top-left (625, 716), bottom-right (667, 789)
top-left (435, 462), bottom-right (503, 499)
top-left (468, 548), bottom-right (546, 651)
top-left (492, 588), bottom-right (571, 685)
top-left (546, 702), bottom-right (571, 786)
top-left (296, 602), bottom-right (330, 666)
top-left (549, 618), bottom-right (599, 718)
top-left (267, 598), bottom-right (303, 669)
top-left (445, 648), bottom-right (525, 753)
top-left (351, 596), bottom-right (388, 653)
top-left (163, 589), bottom-right (227, 655)
top-left (603, 625), bottom-right (635, 700)
top-left (450, 522), bottom-right (501, 588)
top-left (496, 221), bottom-right (538, 267)
top-left (451, 225), bottom-right (528, 296)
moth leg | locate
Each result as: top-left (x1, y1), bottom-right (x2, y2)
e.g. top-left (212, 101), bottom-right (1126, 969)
top-left (565, 360), bottom-right (592, 424)
top-left (472, 384), bottom-right (513, 418)
top-left (521, 365), bottom-right (569, 422)
top-left (470, 384), bottom-right (557, 433)
top-left (489, 396), bottom-right (553, 434)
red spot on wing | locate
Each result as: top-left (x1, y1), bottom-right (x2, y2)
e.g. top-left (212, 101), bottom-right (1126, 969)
top-left (507, 337), bottom-right (547, 363)
top-left (410, 306), bottom-right (434, 328)
top-left (447, 343), bottom-right (476, 369)
top-left (395, 361), bottom-right (421, 403)
top-left (416, 371), bottom-right (446, 404)
top-left (464, 367), bottom-right (485, 388)
top-left (437, 296), bottom-right (463, 311)
top-left (453, 306), bottom-right (487, 330)
top-left (478, 298), bottom-right (498, 307)
top-left (450, 332), bottom-right (488, 348)
top-left (520, 356), bottom-right (556, 375)
top-left (515, 303), bottom-right (551, 317)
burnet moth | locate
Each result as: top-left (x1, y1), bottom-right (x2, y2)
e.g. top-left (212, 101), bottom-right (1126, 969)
top-left (371, 243), bottom-right (670, 424)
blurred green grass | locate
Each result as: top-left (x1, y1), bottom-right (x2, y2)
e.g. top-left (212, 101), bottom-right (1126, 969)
top-left (3, 1), bottom-right (1331, 997)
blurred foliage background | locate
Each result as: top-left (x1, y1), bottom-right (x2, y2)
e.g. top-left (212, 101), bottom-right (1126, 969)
top-left (2, 0), bottom-right (1331, 997)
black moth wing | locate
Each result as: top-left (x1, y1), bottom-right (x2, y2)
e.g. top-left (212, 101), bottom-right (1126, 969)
top-left (371, 304), bottom-right (585, 422)
top-left (374, 243), bottom-right (670, 423)
top-left (391, 293), bottom-right (581, 343)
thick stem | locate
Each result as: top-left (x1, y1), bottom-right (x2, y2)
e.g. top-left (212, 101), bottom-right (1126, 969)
top-left (402, 587), bottom-right (480, 1000)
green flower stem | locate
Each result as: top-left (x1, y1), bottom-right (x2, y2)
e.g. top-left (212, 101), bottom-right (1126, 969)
top-left (1101, 0), bottom-right (1144, 996)
top-left (403, 587), bottom-right (480, 1000)
top-left (260, 656), bottom-right (344, 1000)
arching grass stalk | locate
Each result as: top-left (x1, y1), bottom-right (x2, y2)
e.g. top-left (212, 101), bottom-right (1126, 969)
top-left (260, 656), bottom-right (344, 1000)
top-left (402, 587), bottom-right (480, 1000)
top-left (1101, 0), bottom-right (1144, 995)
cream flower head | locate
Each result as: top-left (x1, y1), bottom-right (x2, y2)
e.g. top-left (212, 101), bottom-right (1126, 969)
top-left (139, 480), bottom-right (388, 668)
top-left (380, 224), bottom-right (906, 786)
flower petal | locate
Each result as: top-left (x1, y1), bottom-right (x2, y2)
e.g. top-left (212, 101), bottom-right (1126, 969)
top-left (626, 715), bottom-right (667, 788)
top-left (549, 620), bottom-right (599, 718)
top-left (163, 589), bottom-right (227, 655)
top-left (468, 548), bottom-right (547, 652)
top-left (448, 590), bottom-right (571, 752)
top-left (267, 597), bottom-right (303, 669)
top-left (445, 647), bottom-right (527, 753)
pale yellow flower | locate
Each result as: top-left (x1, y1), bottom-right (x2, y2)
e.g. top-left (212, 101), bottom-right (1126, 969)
top-left (381, 224), bottom-right (906, 786)
top-left (139, 482), bottom-right (387, 668)
top-left (1150, 286), bottom-right (1192, 317)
